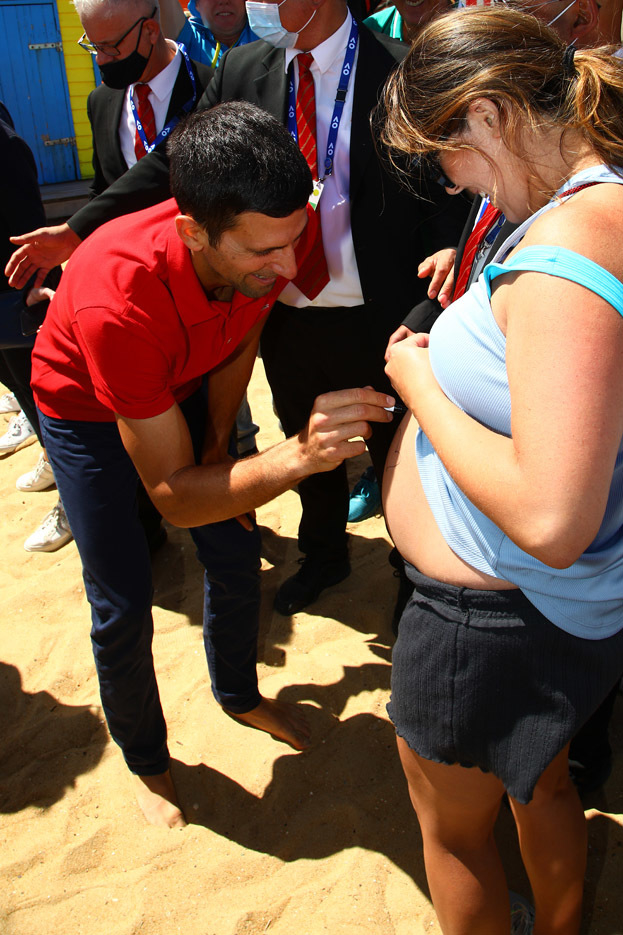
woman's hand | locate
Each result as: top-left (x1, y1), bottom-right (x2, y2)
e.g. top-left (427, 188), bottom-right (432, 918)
top-left (384, 324), bottom-right (414, 361)
top-left (385, 332), bottom-right (437, 412)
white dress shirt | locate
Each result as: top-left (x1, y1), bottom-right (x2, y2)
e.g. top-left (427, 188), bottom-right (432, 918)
top-left (119, 41), bottom-right (182, 170)
top-left (279, 13), bottom-right (364, 308)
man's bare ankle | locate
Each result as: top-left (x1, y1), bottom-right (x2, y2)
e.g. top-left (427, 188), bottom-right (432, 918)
top-left (133, 769), bottom-right (187, 829)
top-left (223, 696), bottom-right (312, 750)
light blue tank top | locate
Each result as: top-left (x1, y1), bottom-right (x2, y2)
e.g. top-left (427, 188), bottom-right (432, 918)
top-left (417, 165), bottom-right (623, 638)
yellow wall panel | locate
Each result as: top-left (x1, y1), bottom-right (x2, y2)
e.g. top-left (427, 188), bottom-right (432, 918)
top-left (57, 0), bottom-right (96, 178)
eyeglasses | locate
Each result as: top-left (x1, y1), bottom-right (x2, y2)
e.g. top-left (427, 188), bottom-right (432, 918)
top-left (435, 166), bottom-right (457, 190)
top-left (78, 6), bottom-right (156, 57)
top-left (425, 153), bottom-right (456, 190)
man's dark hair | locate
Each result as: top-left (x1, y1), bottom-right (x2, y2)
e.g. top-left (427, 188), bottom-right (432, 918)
top-left (168, 101), bottom-right (313, 246)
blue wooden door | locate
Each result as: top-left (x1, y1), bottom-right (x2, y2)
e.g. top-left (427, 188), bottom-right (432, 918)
top-left (0, 1), bottom-right (79, 183)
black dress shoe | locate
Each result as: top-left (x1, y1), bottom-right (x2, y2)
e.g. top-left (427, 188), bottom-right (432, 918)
top-left (274, 555), bottom-right (351, 615)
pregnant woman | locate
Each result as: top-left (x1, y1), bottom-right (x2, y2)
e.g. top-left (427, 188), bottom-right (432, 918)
top-left (381, 7), bottom-right (623, 934)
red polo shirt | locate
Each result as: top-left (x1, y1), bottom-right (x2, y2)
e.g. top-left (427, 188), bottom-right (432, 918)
top-left (32, 198), bottom-right (313, 422)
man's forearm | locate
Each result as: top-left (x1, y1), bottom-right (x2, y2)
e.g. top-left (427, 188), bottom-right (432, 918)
top-left (160, 434), bottom-right (314, 526)
top-left (117, 387), bottom-right (395, 529)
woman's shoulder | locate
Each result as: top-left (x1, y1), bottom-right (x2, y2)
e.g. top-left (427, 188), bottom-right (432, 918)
top-left (520, 180), bottom-right (623, 282)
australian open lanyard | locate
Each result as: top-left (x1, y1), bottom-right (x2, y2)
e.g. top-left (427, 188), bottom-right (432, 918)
top-left (474, 196), bottom-right (506, 260)
top-left (130, 43), bottom-right (197, 156)
top-left (287, 16), bottom-right (359, 211)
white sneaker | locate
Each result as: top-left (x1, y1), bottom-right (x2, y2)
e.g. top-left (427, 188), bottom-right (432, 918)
top-left (0, 411), bottom-right (36, 453)
top-left (24, 501), bottom-right (73, 552)
top-left (0, 392), bottom-right (20, 413)
top-left (16, 453), bottom-right (56, 492)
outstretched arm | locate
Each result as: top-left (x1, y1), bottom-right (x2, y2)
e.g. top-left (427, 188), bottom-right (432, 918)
top-left (116, 387), bottom-right (395, 528)
top-left (6, 223), bottom-right (81, 289)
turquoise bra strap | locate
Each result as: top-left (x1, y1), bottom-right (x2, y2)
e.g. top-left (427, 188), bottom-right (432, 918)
top-left (483, 245), bottom-right (623, 317)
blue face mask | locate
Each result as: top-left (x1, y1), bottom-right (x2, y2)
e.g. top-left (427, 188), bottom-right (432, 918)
top-left (245, 0), bottom-right (316, 48)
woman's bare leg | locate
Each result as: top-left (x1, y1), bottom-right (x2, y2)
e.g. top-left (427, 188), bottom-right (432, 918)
top-left (397, 737), bottom-right (510, 935)
top-left (509, 745), bottom-right (585, 935)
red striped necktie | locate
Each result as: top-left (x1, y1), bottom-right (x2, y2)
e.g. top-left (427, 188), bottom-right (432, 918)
top-left (296, 52), bottom-right (318, 178)
top-left (133, 83), bottom-right (156, 161)
top-left (453, 203), bottom-right (501, 300)
top-left (291, 53), bottom-right (330, 301)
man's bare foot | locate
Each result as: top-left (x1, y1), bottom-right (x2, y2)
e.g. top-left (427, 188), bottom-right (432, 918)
top-left (224, 697), bottom-right (311, 750)
top-left (133, 769), bottom-right (187, 828)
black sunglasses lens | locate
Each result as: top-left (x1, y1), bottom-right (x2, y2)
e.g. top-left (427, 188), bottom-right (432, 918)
top-left (436, 170), bottom-right (455, 189)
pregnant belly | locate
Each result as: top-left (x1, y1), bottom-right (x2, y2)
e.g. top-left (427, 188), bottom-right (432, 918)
top-left (382, 412), bottom-right (515, 590)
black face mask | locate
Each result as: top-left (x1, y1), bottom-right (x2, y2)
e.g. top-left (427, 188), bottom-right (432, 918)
top-left (99, 44), bottom-right (152, 90)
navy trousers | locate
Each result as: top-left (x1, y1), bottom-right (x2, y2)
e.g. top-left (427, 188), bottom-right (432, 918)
top-left (39, 390), bottom-right (261, 776)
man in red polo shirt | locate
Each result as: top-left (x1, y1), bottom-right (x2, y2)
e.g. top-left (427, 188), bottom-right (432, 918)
top-left (31, 102), bottom-right (395, 827)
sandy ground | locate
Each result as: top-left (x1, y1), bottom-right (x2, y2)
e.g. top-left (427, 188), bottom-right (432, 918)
top-left (1, 360), bottom-right (623, 935)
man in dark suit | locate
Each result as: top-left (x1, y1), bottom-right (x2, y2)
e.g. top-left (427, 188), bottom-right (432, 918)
top-left (6, 0), bottom-right (468, 616)
top-left (77, 0), bottom-right (212, 199)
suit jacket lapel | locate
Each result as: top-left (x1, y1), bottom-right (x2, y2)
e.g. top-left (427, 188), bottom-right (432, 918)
top-left (103, 86), bottom-right (129, 179)
top-left (243, 34), bottom-right (392, 191)
top-left (165, 58), bottom-right (194, 123)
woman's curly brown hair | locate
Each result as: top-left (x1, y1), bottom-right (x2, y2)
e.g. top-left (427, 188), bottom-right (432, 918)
top-left (378, 6), bottom-right (623, 198)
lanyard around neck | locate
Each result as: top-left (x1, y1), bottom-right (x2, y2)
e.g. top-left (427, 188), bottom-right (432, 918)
top-left (287, 15), bottom-right (359, 183)
top-left (211, 31), bottom-right (243, 68)
top-left (474, 197), bottom-right (506, 258)
top-left (130, 43), bottom-right (198, 156)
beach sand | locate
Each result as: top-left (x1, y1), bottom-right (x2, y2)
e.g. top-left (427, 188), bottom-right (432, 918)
top-left (1, 360), bottom-right (623, 935)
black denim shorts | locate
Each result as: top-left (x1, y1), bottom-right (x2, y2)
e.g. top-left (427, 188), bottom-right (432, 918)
top-left (388, 564), bottom-right (623, 804)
